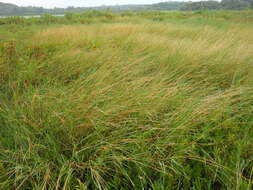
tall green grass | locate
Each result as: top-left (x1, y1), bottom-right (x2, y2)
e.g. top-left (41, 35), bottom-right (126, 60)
top-left (0, 11), bottom-right (253, 189)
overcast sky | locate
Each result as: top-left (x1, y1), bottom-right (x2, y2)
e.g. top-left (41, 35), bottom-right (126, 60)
top-left (0, 0), bottom-right (192, 8)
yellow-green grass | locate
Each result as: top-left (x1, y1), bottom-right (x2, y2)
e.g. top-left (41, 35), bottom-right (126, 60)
top-left (0, 12), bottom-right (253, 189)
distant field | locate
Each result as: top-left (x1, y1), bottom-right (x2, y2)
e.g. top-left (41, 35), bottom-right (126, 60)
top-left (0, 11), bottom-right (253, 190)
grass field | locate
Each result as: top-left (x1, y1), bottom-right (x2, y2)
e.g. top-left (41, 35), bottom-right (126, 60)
top-left (0, 11), bottom-right (253, 190)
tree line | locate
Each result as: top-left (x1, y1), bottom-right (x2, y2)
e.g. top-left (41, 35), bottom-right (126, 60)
top-left (0, 0), bottom-right (253, 16)
top-left (182, 0), bottom-right (253, 10)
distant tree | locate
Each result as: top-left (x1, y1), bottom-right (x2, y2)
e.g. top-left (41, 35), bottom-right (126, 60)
top-left (149, 2), bottom-right (187, 10)
top-left (182, 0), bottom-right (252, 10)
top-left (0, 2), bottom-right (19, 16)
top-left (221, 0), bottom-right (251, 9)
top-left (181, 1), bottom-right (221, 11)
top-left (246, 0), bottom-right (253, 7)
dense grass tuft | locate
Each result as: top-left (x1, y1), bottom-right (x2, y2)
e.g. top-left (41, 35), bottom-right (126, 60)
top-left (0, 11), bottom-right (253, 189)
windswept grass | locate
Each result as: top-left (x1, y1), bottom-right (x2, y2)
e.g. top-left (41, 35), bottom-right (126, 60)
top-left (0, 11), bottom-right (253, 189)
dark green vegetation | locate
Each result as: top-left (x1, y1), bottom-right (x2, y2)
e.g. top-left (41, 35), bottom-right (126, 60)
top-left (0, 11), bottom-right (253, 190)
top-left (182, 1), bottom-right (222, 11)
top-left (1, 0), bottom-right (253, 16)
top-left (182, 0), bottom-right (253, 10)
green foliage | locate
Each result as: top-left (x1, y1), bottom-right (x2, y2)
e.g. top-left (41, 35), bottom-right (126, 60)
top-left (40, 13), bottom-right (56, 24)
top-left (0, 2), bottom-right (20, 16)
top-left (182, 1), bottom-right (222, 11)
top-left (221, 0), bottom-right (251, 9)
top-left (1, 10), bottom-right (253, 26)
top-left (0, 11), bottom-right (253, 190)
top-left (182, 0), bottom-right (253, 10)
top-left (4, 16), bottom-right (25, 25)
top-left (64, 12), bottom-right (75, 21)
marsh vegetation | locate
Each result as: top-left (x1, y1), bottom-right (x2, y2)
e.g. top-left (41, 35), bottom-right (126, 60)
top-left (0, 11), bottom-right (253, 189)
